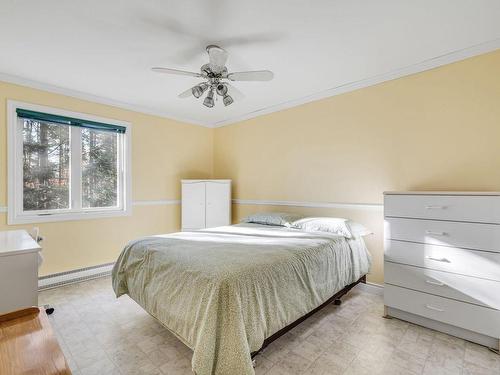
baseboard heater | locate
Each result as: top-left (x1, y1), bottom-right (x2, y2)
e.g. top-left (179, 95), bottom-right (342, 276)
top-left (37, 264), bottom-right (383, 292)
top-left (38, 262), bottom-right (115, 290)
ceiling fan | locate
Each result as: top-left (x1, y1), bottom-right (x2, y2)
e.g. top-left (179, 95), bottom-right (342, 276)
top-left (152, 45), bottom-right (274, 108)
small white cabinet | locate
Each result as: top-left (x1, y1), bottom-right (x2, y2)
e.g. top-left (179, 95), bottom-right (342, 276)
top-left (0, 230), bottom-right (41, 314)
top-left (182, 180), bottom-right (231, 230)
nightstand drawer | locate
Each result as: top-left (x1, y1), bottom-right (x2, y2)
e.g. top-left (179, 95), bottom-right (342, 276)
top-left (384, 194), bottom-right (500, 224)
top-left (384, 285), bottom-right (500, 338)
top-left (385, 240), bottom-right (500, 281)
top-left (385, 217), bottom-right (500, 253)
top-left (384, 262), bottom-right (500, 309)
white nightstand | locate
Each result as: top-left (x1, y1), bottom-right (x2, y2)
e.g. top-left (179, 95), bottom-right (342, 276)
top-left (0, 230), bottom-right (41, 314)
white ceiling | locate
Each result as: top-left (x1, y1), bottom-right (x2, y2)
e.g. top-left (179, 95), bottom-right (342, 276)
top-left (1, 0), bottom-right (500, 127)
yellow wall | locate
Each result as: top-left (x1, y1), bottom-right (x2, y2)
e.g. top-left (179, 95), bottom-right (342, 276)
top-left (0, 81), bottom-right (213, 276)
top-left (214, 50), bottom-right (500, 284)
top-left (3, 50), bottom-right (500, 282)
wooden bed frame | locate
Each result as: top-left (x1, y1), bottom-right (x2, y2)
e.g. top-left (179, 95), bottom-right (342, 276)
top-left (251, 274), bottom-right (367, 358)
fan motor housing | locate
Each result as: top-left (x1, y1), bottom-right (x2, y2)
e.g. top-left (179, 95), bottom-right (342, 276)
top-left (201, 64), bottom-right (227, 78)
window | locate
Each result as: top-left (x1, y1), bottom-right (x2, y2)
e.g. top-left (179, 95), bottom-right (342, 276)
top-left (8, 101), bottom-right (131, 224)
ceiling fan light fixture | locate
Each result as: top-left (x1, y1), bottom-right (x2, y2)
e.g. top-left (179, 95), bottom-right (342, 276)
top-left (192, 83), bottom-right (208, 98)
top-left (203, 89), bottom-right (215, 108)
top-left (216, 84), bottom-right (228, 96)
top-left (223, 94), bottom-right (234, 106)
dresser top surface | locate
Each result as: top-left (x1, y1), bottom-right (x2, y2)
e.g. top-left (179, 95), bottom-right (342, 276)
top-left (384, 191), bottom-right (500, 196)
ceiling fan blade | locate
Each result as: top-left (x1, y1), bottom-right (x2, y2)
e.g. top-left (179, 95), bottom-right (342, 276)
top-left (217, 32), bottom-right (285, 48)
top-left (152, 67), bottom-right (202, 78)
top-left (178, 87), bottom-right (194, 98)
top-left (227, 70), bottom-right (274, 82)
top-left (225, 82), bottom-right (245, 101)
top-left (207, 45), bottom-right (228, 73)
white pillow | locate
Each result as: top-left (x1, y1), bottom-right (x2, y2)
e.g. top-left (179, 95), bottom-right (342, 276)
top-left (241, 212), bottom-right (305, 227)
top-left (292, 217), bottom-right (353, 238)
top-left (347, 221), bottom-right (373, 237)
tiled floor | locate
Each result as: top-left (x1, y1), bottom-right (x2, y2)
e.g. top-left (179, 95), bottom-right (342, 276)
top-left (39, 277), bottom-right (500, 375)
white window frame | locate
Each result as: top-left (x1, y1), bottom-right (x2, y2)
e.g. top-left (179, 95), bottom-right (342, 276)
top-left (7, 100), bottom-right (132, 224)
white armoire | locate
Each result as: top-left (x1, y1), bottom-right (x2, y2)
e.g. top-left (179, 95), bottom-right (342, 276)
top-left (181, 180), bottom-right (231, 230)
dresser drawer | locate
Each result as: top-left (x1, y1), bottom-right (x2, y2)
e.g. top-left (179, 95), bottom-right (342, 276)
top-left (385, 240), bottom-right (500, 281)
top-left (384, 285), bottom-right (500, 338)
top-left (384, 262), bottom-right (500, 310)
top-left (384, 194), bottom-right (500, 224)
top-left (386, 217), bottom-right (500, 253)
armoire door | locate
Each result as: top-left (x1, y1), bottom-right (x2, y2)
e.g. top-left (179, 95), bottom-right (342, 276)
top-left (205, 182), bottom-right (231, 228)
top-left (182, 182), bottom-right (206, 230)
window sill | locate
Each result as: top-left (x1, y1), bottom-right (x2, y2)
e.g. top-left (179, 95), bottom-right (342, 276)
top-left (8, 208), bottom-right (132, 225)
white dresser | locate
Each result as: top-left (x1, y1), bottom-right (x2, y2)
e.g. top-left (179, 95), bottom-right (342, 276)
top-left (384, 192), bottom-right (500, 351)
top-left (0, 230), bottom-right (41, 314)
top-left (181, 180), bottom-right (231, 231)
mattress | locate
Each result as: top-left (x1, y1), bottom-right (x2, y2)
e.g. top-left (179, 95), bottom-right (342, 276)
top-left (112, 223), bottom-right (371, 375)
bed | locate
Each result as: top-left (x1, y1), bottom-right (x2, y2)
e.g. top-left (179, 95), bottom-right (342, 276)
top-left (112, 222), bottom-right (371, 375)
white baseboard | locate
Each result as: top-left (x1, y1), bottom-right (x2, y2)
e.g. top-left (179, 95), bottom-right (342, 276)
top-left (38, 264), bottom-right (385, 293)
top-left (356, 281), bottom-right (384, 296)
top-left (387, 306), bottom-right (498, 349)
top-left (39, 262), bottom-right (114, 290)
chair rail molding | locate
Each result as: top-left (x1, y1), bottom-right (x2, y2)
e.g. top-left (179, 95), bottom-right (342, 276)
top-left (2, 199), bottom-right (383, 212)
top-left (232, 199), bottom-right (383, 211)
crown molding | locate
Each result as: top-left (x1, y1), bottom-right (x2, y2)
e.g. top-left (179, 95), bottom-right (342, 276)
top-left (2, 38), bottom-right (499, 129)
top-left (212, 38), bottom-right (500, 128)
top-left (0, 72), bottom-right (212, 128)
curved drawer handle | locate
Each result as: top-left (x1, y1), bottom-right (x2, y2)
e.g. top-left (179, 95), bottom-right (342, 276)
top-left (425, 304), bottom-right (445, 312)
top-left (425, 230), bottom-right (447, 236)
top-left (426, 256), bottom-right (451, 263)
top-left (425, 280), bottom-right (446, 286)
top-left (425, 205), bottom-right (447, 210)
